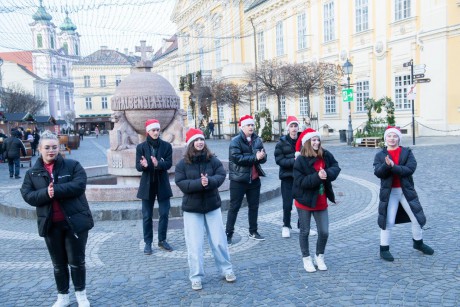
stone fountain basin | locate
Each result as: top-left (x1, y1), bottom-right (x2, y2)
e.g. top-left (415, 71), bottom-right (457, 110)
top-left (124, 109), bottom-right (176, 135)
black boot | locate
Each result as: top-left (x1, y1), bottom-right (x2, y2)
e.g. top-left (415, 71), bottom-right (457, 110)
top-left (380, 245), bottom-right (394, 262)
top-left (413, 239), bottom-right (434, 255)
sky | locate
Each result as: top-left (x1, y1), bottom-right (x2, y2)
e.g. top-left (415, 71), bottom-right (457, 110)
top-left (0, 0), bottom-right (177, 56)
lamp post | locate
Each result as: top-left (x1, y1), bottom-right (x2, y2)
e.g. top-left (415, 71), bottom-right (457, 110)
top-left (0, 57), bottom-right (3, 112)
top-left (247, 82), bottom-right (253, 115)
top-left (342, 59), bottom-right (353, 146)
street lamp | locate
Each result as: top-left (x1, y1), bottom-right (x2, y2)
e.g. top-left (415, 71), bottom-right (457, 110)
top-left (247, 82), bottom-right (253, 115)
top-left (0, 57), bottom-right (3, 111)
top-left (342, 58), bottom-right (353, 145)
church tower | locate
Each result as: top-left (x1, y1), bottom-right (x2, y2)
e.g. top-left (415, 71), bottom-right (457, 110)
top-left (30, 0), bottom-right (57, 51)
top-left (58, 11), bottom-right (81, 56)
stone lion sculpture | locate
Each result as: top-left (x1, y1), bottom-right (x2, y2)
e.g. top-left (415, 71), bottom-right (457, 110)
top-left (162, 109), bottom-right (187, 146)
top-left (110, 111), bottom-right (139, 151)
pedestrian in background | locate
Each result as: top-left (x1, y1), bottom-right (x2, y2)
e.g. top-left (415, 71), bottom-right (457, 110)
top-left (374, 126), bottom-right (434, 262)
top-left (79, 127), bottom-right (85, 141)
top-left (175, 128), bottom-right (236, 291)
top-left (20, 130), bottom-right (93, 307)
top-left (136, 119), bottom-right (174, 255)
top-left (207, 119), bottom-right (215, 138)
top-left (293, 128), bottom-right (341, 272)
top-left (31, 129), bottom-right (40, 156)
top-left (94, 126), bottom-right (99, 138)
top-left (2, 130), bottom-right (26, 179)
top-left (226, 115), bottom-right (267, 244)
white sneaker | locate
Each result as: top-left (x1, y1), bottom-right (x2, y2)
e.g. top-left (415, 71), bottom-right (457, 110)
top-left (302, 256), bottom-right (316, 273)
top-left (309, 229), bottom-right (318, 236)
top-left (52, 294), bottom-right (70, 307)
top-left (191, 280), bottom-right (202, 290)
top-left (225, 272), bottom-right (236, 282)
top-left (314, 254), bottom-right (328, 271)
top-left (75, 290), bottom-right (90, 307)
top-left (282, 226), bottom-right (291, 238)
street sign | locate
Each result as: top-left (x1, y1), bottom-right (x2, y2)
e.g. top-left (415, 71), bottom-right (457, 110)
top-left (342, 88), bottom-right (354, 102)
top-left (407, 85), bottom-right (416, 100)
top-left (413, 74), bottom-right (425, 79)
top-left (415, 78), bottom-right (431, 83)
top-left (414, 68), bottom-right (426, 75)
top-left (403, 61), bottom-right (412, 67)
top-left (414, 64), bottom-right (426, 69)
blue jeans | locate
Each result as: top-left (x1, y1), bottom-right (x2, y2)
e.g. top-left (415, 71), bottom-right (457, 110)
top-left (297, 207), bottom-right (329, 257)
top-left (142, 196), bottom-right (170, 244)
top-left (226, 178), bottom-right (261, 236)
top-left (8, 158), bottom-right (20, 177)
top-left (183, 208), bottom-right (233, 282)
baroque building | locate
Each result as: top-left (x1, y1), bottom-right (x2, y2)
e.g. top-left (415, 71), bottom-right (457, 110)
top-left (159, 0), bottom-right (460, 136)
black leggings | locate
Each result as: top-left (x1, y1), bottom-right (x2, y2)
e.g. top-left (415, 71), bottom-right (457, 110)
top-left (44, 221), bottom-right (88, 294)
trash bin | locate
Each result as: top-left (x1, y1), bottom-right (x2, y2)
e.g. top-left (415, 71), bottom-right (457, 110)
top-left (339, 129), bottom-right (347, 143)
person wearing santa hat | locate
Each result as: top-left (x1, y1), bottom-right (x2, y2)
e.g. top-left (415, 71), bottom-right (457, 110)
top-left (175, 128), bottom-right (236, 290)
top-left (292, 128), bottom-right (341, 272)
top-left (225, 114), bottom-right (267, 244)
top-left (374, 126), bottom-right (434, 262)
top-left (136, 119), bottom-right (174, 255)
top-left (275, 115), bottom-right (318, 238)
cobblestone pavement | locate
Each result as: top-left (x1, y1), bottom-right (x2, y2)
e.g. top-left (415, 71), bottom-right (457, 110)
top-left (0, 134), bottom-right (459, 306)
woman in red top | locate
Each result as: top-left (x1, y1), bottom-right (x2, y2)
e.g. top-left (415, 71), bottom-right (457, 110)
top-left (292, 129), bottom-right (341, 273)
top-left (374, 126), bottom-right (434, 262)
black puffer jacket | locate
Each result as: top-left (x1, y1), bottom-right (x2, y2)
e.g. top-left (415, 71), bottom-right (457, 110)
top-left (20, 155), bottom-right (94, 237)
top-left (274, 133), bottom-right (299, 180)
top-left (292, 150), bottom-right (341, 208)
top-left (229, 131), bottom-right (267, 183)
top-left (175, 154), bottom-right (226, 214)
top-left (373, 146), bottom-right (426, 230)
top-left (2, 134), bottom-right (26, 159)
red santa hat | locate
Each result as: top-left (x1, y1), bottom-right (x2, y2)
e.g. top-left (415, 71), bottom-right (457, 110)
top-left (186, 128), bottom-right (205, 146)
top-left (145, 119), bottom-right (160, 132)
top-left (384, 126), bottom-right (402, 145)
top-left (286, 115), bottom-right (300, 130)
top-left (295, 128), bottom-right (321, 158)
top-left (239, 115), bottom-right (255, 128)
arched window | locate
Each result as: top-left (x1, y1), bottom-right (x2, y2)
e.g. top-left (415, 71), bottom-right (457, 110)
top-left (62, 42), bottom-right (69, 54)
top-left (37, 34), bottom-right (43, 48)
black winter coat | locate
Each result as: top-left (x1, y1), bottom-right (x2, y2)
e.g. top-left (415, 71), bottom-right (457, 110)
top-left (175, 155), bottom-right (226, 214)
top-left (229, 131), bottom-right (267, 183)
top-left (274, 133), bottom-right (300, 180)
top-left (292, 150), bottom-right (341, 208)
top-left (20, 155), bottom-right (94, 237)
top-left (373, 146), bottom-right (426, 230)
top-left (135, 138), bottom-right (173, 200)
top-left (2, 136), bottom-right (26, 159)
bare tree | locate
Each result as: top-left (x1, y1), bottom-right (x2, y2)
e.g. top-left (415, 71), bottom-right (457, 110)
top-left (285, 61), bottom-right (343, 117)
top-left (212, 81), bottom-right (248, 135)
top-left (247, 59), bottom-right (295, 136)
top-left (0, 84), bottom-right (47, 114)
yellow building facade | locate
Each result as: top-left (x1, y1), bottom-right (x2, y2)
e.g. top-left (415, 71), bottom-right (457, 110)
top-left (72, 47), bottom-right (137, 131)
top-left (162, 0), bottom-right (460, 136)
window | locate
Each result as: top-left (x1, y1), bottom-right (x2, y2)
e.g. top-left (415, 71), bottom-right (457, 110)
top-left (215, 39), bottom-right (221, 68)
top-left (101, 97), bottom-right (108, 109)
top-left (199, 47), bottom-right (204, 71)
top-left (65, 92), bottom-right (70, 110)
top-left (394, 75), bottom-right (411, 109)
top-left (260, 95), bottom-right (267, 110)
top-left (57, 101), bottom-right (60, 111)
top-left (276, 21), bottom-right (284, 56)
top-left (100, 75), bottom-right (106, 87)
top-left (395, 0), bottom-right (411, 21)
top-left (356, 81), bottom-right (369, 112)
top-left (84, 76), bottom-right (91, 88)
top-left (187, 105), bottom-right (194, 122)
top-left (63, 42), bottom-right (69, 54)
top-left (300, 92), bottom-right (309, 116)
top-left (53, 65), bottom-right (56, 73)
top-left (115, 75), bottom-right (122, 86)
top-left (325, 86), bottom-right (336, 114)
top-left (85, 97), bottom-right (92, 110)
top-left (280, 95), bottom-right (286, 117)
top-left (37, 34), bottom-right (43, 48)
top-left (75, 43), bottom-right (79, 56)
top-left (297, 13), bottom-right (307, 50)
top-left (218, 105), bottom-right (224, 120)
top-left (257, 31), bottom-right (265, 62)
top-left (323, 2), bottom-right (335, 42)
top-left (50, 36), bottom-right (55, 49)
top-left (355, 0), bottom-right (369, 32)
top-left (185, 54), bottom-right (190, 74)
top-left (61, 65), bottom-right (67, 77)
